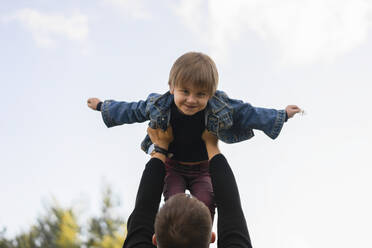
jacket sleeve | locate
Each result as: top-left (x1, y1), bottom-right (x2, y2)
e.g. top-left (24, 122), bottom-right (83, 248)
top-left (123, 158), bottom-right (165, 248)
top-left (100, 94), bottom-right (155, 128)
top-left (210, 154), bottom-right (253, 248)
top-left (228, 97), bottom-right (286, 139)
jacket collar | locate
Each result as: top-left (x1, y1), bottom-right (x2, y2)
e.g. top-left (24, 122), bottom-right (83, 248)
top-left (208, 93), bottom-right (228, 114)
top-left (153, 91), bottom-right (174, 113)
top-left (154, 91), bottom-right (228, 114)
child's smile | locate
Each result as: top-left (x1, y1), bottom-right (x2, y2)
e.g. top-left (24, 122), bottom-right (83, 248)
top-left (170, 84), bottom-right (210, 115)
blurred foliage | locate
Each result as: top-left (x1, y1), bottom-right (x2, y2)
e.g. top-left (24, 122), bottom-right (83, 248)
top-left (0, 186), bottom-right (126, 248)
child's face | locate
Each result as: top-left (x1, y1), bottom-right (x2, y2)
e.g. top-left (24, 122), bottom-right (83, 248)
top-left (170, 84), bottom-right (210, 115)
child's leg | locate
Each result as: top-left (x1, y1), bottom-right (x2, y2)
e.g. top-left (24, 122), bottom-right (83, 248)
top-left (188, 162), bottom-right (215, 220)
top-left (163, 159), bottom-right (187, 201)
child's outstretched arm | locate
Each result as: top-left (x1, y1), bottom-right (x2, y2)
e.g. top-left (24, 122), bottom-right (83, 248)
top-left (86, 94), bottom-right (158, 128)
top-left (223, 93), bottom-right (302, 139)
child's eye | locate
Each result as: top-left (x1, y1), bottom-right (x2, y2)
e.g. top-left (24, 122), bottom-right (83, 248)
top-left (182, 90), bottom-right (189, 94)
top-left (197, 92), bottom-right (207, 97)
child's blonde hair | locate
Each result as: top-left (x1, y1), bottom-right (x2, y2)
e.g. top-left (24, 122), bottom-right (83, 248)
top-left (168, 52), bottom-right (219, 96)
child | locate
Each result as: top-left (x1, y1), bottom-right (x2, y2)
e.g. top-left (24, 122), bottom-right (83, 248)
top-left (87, 52), bottom-right (301, 219)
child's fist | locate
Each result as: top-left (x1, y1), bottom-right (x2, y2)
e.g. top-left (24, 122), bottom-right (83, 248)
top-left (285, 105), bottom-right (301, 119)
top-left (87, 98), bottom-right (101, 110)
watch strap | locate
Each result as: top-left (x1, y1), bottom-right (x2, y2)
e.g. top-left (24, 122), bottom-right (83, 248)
top-left (154, 145), bottom-right (168, 156)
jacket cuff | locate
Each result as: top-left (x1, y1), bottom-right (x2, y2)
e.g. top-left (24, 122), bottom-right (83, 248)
top-left (101, 100), bottom-right (116, 128)
top-left (268, 109), bottom-right (286, 139)
top-left (96, 102), bottom-right (102, 111)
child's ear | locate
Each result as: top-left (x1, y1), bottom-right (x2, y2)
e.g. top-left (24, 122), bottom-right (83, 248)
top-left (169, 84), bottom-right (174, 94)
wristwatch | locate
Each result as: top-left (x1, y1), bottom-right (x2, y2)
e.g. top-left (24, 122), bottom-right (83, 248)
top-left (147, 144), bottom-right (169, 156)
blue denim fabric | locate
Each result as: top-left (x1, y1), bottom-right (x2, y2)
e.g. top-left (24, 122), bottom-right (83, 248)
top-left (101, 91), bottom-right (286, 153)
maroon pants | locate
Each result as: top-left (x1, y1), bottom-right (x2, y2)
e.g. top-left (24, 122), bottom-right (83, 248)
top-left (164, 158), bottom-right (215, 219)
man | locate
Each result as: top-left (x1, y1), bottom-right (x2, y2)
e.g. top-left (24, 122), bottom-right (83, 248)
top-left (123, 126), bottom-right (253, 248)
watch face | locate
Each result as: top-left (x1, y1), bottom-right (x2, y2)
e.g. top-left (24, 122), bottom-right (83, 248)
top-left (147, 144), bottom-right (155, 155)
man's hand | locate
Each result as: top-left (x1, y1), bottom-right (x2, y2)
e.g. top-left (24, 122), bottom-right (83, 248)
top-left (147, 126), bottom-right (173, 150)
top-left (147, 126), bottom-right (173, 163)
top-left (202, 130), bottom-right (220, 160)
top-left (285, 105), bottom-right (301, 119)
top-left (87, 98), bottom-right (101, 110)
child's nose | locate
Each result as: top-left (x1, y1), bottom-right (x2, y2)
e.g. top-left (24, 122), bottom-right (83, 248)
top-left (186, 95), bottom-right (197, 103)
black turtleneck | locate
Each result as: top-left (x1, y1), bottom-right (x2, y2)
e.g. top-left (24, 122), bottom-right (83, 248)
top-left (167, 102), bottom-right (209, 162)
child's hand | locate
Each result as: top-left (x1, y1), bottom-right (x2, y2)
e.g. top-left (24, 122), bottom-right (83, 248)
top-left (87, 98), bottom-right (101, 110)
top-left (147, 126), bottom-right (174, 150)
top-left (285, 105), bottom-right (301, 119)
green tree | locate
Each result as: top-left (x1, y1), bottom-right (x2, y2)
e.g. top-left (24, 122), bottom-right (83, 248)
top-left (0, 186), bottom-right (126, 248)
top-left (85, 186), bottom-right (126, 248)
top-left (0, 205), bottom-right (81, 248)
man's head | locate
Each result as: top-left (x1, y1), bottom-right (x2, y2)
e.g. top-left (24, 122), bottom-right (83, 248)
top-left (168, 52), bottom-right (219, 115)
top-left (153, 193), bottom-right (215, 248)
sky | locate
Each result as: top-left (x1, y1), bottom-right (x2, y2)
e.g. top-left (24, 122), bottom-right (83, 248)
top-left (1, 0), bottom-right (372, 247)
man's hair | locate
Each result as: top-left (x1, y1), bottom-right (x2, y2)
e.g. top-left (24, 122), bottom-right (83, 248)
top-left (168, 52), bottom-right (219, 96)
top-left (154, 193), bottom-right (212, 248)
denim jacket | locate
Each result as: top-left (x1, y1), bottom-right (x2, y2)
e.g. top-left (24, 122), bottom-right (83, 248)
top-left (101, 90), bottom-right (286, 153)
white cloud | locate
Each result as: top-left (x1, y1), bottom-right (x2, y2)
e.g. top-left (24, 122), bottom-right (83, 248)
top-left (103, 0), bottom-right (151, 19)
top-left (5, 9), bottom-right (89, 48)
top-left (173, 0), bottom-right (372, 64)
